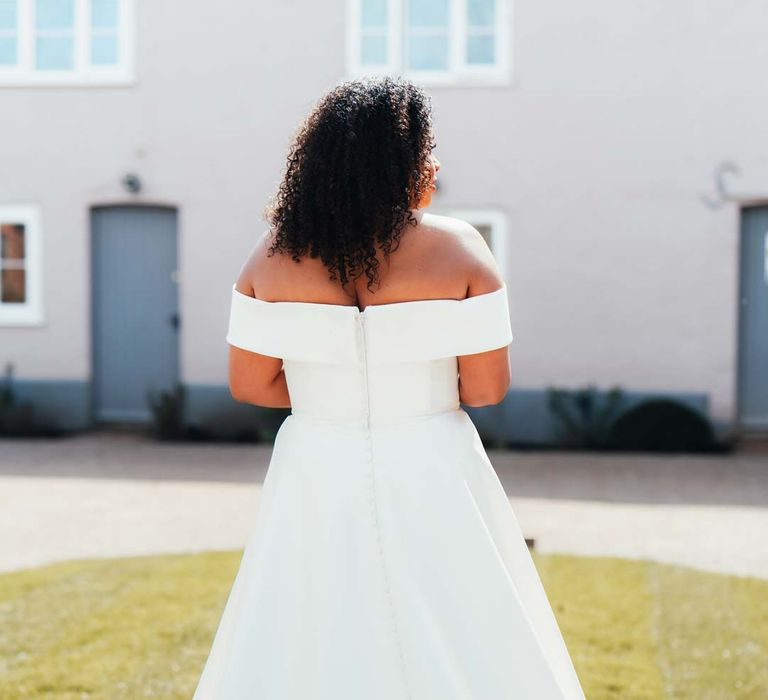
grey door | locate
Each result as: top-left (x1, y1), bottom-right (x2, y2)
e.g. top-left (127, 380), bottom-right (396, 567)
top-left (738, 206), bottom-right (768, 429)
top-left (91, 206), bottom-right (179, 422)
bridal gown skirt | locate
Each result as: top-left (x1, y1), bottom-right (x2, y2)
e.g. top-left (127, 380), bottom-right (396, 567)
top-left (192, 409), bottom-right (584, 700)
top-left (193, 283), bottom-right (586, 698)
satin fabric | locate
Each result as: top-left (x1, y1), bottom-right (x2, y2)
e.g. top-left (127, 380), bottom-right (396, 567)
top-left (192, 284), bottom-right (586, 699)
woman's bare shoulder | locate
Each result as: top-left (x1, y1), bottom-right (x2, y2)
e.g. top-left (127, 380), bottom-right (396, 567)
top-left (418, 212), bottom-right (474, 234)
top-left (235, 230), bottom-right (347, 303)
top-left (233, 230), bottom-right (292, 298)
top-left (416, 213), bottom-right (505, 296)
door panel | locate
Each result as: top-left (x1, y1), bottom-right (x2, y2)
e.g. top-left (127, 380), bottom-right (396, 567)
top-left (738, 206), bottom-right (768, 429)
top-left (91, 206), bottom-right (179, 422)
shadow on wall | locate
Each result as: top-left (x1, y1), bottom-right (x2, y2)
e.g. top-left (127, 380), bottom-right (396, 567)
top-left (0, 367), bottom-right (734, 454)
top-left (465, 384), bottom-right (733, 454)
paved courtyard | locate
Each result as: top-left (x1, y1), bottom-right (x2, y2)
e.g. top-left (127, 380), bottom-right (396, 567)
top-left (1, 431), bottom-right (766, 578)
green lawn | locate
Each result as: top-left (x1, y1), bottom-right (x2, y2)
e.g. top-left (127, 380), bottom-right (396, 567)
top-left (0, 551), bottom-right (766, 699)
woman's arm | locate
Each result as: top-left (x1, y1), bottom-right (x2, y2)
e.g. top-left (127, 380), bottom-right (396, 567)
top-left (456, 224), bottom-right (512, 407)
top-left (458, 345), bottom-right (511, 407)
top-left (228, 345), bottom-right (291, 408)
top-left (228, 257), bottom-right (292, 408)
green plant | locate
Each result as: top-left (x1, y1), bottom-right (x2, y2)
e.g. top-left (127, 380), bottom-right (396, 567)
top-left (0, 362), bottom-right (15, 431)
top-left (547, 384), bottom-right (625, 449)
top-left (146, 382), bottom-right (186, 440)
top-left (0, 362), bottom-right (60, 437)
top-left (608, 398), bottom-right (717, 453)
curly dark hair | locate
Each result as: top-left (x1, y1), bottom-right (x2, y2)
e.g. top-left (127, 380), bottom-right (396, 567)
top-left (263, 75), bottom-right (436, 292)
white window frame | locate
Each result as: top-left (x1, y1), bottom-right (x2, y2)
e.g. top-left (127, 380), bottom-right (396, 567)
top-left (440, 207), bottom-right (508, 274)
top-left (0, 205), bottom-right (43, 326)
top-left (346, 0), bottom-right (512, 86)
top-left (0, 0), bottom-right (135, 86)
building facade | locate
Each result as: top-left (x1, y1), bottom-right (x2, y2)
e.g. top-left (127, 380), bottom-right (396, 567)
top-left (1, 0), bottom-right (767, 442)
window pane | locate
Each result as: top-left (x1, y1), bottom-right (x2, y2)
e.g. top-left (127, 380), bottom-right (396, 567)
top-left (467, 0), bottom-right (494, 26)
top-left (1, 223), bottom-right (25, 259)
top-left (36, 35), bottom-right (74, 69)
top-left (474, 223), bottom-right (493, 250)
top-left (407, 34), bottom-right (449, 70)
top-left (1, 268), bottom-right (25, 303)
top-left (1, 223), bottom-right (27, 304)
top-left (361, 0), bottom-right (386, 28)
top-left (467, 33), bottom-right (494, 64)
top-left (35, 0), bottom-right (74, 70)
top-left (35, 0), bottom-right (74, 29)
top-left (91, 33), bottom-right (117, 64)
top-left (408, 0), bottom-right (448, 28)
top-left (0, 1), bottom-right (17, 30)
top-left (0, 36), bottom-right (16, 64)
top-left (361, 34), bottom-right (387, 65)
top-left (92, 0), bottom-right (117, 28)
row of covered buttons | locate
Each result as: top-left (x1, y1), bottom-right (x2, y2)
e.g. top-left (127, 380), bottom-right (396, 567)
top-left (357, 314), bottom-right (412, 699)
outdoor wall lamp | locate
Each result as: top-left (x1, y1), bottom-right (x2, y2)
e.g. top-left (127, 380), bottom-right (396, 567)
top-left (122, 173), bottom-right (142, 194)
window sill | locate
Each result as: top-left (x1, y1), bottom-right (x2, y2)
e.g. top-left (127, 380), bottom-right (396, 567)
top-left (344, 68), bottom-right (516, 89)
top-left (406, 73), bottom-right (517, 88)
top-left (0, 71), bottom-right (137, 88)
top-left (0, 310), bottom-right (45, 327)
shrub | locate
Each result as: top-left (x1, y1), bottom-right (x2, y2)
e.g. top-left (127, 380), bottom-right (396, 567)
top-left (0, 363), bottom-right (62, 437)
top-left (146, 383), bottom-right (186, 441)
top-left (608, 398), bottom-right (717, 453)
top-left (547, 384), bottom-right (625, 449)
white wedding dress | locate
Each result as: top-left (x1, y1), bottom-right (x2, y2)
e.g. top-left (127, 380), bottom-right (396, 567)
top-left (192, 282), bottom-right (586, 699)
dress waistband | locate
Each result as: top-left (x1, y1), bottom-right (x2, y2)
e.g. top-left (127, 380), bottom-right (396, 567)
top-left (288, 405), bottom-right (463, 429)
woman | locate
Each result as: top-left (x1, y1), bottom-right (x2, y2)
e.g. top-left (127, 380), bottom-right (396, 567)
top-left (193, 76), bottom-right (586, 699)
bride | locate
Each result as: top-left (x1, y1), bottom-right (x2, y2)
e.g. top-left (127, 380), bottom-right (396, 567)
top-left (193, 75), bottom-right (586, 699)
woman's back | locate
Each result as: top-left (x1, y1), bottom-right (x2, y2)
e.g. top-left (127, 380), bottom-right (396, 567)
top-left (239, 211), bottom-right (504, 310)
top-left (231, 209), bottom-right (513, 408)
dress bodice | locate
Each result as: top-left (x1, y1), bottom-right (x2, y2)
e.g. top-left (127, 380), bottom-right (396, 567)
top-left (226, 284), bottom-right (514, 426)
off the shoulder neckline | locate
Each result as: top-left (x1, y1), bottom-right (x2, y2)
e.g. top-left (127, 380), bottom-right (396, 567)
top-left (231, 283), bottom-right (507, 315)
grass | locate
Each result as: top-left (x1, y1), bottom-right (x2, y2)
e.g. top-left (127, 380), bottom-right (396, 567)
top-left (0, 552), bottom-right (766, 699)
top-left (536, 555), bottom-right (768, 699)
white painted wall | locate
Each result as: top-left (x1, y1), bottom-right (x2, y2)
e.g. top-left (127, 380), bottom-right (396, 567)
top-left (1, 0), bottom-right (766, 425)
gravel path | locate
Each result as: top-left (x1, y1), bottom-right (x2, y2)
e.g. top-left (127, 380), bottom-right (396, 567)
top-left (1, 431), bottom-right (766, 578)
